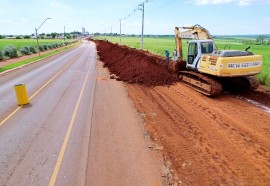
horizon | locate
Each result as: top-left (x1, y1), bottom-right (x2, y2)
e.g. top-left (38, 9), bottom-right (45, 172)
top-left (0, 0), bottom-right (269, 35)
top-left (1, 33), bottom-right (270, 37)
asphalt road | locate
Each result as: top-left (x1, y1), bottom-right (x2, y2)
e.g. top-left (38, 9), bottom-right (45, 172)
top-left (0, 42), bottom-right (165, 186)
top-left (0, 41), bottom-right (96, 186)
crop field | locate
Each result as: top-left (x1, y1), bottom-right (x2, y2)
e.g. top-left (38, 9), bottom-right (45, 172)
top-left (0, 39), bottom-right (69, 50)
top-left (97, 36), bottom-right (270, 86)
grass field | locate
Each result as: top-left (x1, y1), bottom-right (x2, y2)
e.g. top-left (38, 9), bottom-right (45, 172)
top-left (0, 39), bottom-right (69, 50)
top-left (97, 36), bottom-right (270, 86)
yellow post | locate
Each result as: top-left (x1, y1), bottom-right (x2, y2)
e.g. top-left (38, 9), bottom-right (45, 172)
top-left (14, 84), bottom-right (29, 106)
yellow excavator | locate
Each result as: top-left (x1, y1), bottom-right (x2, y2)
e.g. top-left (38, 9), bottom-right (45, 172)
top-left (174, 24), bottom-right (263, 96)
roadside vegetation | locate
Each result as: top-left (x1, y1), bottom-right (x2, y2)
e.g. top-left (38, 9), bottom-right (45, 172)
top-left (96, 36), bottom-right (270, 87)
top-left (0, 39), bottom-right (78, 60)
top-left (0, 44), bottom-right (76, 73)
top-left (0, 41), bottom-right (80, 73)
top-left (0, 39), bottom-right (67, 50)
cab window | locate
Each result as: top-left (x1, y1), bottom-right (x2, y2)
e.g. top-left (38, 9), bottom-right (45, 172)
top-left (187, 43), bottom-right (198, 64)
top-left (201, 42), bottom-right (214, 54)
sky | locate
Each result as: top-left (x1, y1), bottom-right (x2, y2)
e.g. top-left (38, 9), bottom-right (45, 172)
top-left (0, 0), bottom-right (269, 35)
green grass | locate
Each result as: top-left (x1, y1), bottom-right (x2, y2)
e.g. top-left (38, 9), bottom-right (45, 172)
top-left (0, 39), bottom-right (70, 50)
top-left (0, 43), bottom-right (78, 73)
top-left (97, 36), bottom-right (270, 86)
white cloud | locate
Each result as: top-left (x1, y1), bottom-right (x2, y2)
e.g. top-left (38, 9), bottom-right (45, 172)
top-left (0, 19), bottom-right (14, 24)
top-left (0, 18), bottom-right (29, 27)
top-left (238, 0), bottom-right (253, 6)
top-left (238, 0), bottom-right (270, 6)
top-left (19, 18), bottom-right (29, 24)
top-left (194, 0), bottom-right (233, 5)
top-left (184, 0), bottom-right (194, 4)
top-left (49, 1), bottom-right (69, 9)
top-left (238, 1), bottom-right (250, 6)
top-left (194, 0), bottom-right (270, 5)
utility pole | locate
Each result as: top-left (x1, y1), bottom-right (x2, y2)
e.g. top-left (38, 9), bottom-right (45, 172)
top-left (139, 2), bottom-right (145, 49)
top-left (64, 26), bottom-right (65, 41)
top-left (119, 19), bottom-right (122, 44)
top-left (111, 26), bottom-right (112, 42)
top-left (35, 28), bottom-right (40, 56)
top-left (35, 18), bottom-right (51, 56)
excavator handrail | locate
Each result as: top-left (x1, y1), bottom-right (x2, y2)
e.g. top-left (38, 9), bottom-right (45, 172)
top-left (224, 44), bottom-right (231, 50)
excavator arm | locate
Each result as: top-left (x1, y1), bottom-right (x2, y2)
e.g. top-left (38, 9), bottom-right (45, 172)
top-left (180, 25), bottom-right (213, 40)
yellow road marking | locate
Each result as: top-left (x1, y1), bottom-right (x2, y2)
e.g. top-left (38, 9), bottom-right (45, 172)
top-left (49, 62), bottom-right (91, 186)
top-left (0, 107), bottom-right (22, 126)
top-left (0, 56), bottom-right (79, 127)
top-left (29, 56), bottom-right (78, 100)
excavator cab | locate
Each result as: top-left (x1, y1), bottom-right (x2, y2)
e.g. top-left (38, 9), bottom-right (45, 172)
top-left (187, 40), bottom-right (214, 70)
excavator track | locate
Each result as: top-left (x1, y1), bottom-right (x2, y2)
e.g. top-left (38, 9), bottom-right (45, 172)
top-left (247, 76), bottom-right (259, 90)
top-left (179, 71), bottom-right (223, 96)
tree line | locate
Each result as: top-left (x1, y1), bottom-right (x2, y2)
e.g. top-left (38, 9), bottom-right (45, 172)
top-left (0, 31), bottom-right (83, 39)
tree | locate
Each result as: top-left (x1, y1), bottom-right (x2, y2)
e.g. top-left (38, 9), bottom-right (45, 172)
top-left (256, 35), bottom-right (266, 43)
top-left (65, 33), bottom-right (71, 39)
top-left (51, 32), bottom-right (57, 38)
top-left (70, 31), bottom-right (82, 35)
top-left (23, 35), bottom-right (31, 39)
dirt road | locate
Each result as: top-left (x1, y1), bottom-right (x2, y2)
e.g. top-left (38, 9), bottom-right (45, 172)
top-left (127, 83), bottom-right (270, 185)
top-left (86, 61), bottom-right (167, 186)
top-left (95, 40), bottom-right (270, 185)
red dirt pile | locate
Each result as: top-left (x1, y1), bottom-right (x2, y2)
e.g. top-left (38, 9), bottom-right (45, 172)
top-left (94, 40), bottom-right (179, 86)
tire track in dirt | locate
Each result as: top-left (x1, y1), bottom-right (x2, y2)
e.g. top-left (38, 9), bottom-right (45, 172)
top-left (127, 83), bottom-right (270, 186)
top-left (167, 85), bottom-right (270, 184)
top-left (151, 87), bottom-right (243, 185)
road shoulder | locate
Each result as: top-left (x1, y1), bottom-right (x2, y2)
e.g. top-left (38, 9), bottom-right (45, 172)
top-left (86, 60), bottom-right (167, 186)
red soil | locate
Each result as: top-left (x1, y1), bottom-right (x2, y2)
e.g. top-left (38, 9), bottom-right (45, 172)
top-left (94, 40), bottom-right (270, 185)
top-left (94, 40), bottom-right (178, 86)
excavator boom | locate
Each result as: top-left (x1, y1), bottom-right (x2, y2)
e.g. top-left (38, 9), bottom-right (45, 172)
top-left (179, 24), bottom-right (213, 40)
top-left (174, 24), bottom-right (215, 61)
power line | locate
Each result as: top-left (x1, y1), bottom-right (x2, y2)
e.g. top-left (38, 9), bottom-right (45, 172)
top-left (119, 0), bottom-right (151, 48)
top-left (100, 0), bottom-right (176, 47)
top-left (101, 0), bottom-right (154, 34)
top-left (100, 0), bottom-right (179, 34)
top-left (121, 0), bottom-right (153, 21)
top-left (147, 0), bottom-right (178, 15)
